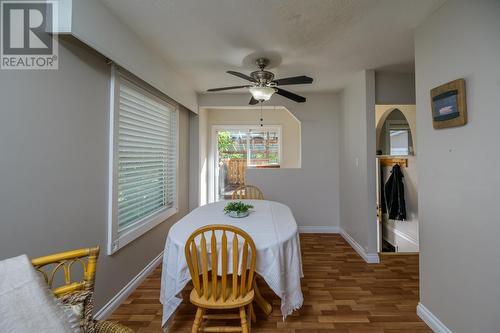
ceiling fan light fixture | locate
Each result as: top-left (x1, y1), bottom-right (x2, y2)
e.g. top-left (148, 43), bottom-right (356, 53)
top-left (249, 86), bottom-right (276, 101)
top-left (207, 58), bottom-right (312, 104)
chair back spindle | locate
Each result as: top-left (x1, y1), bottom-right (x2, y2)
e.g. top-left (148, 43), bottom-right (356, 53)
top-left (31, 247), bottom-right (99, 297)
top-left (231, 185), bottom-right (264, 200)
top-left (200, 233), bottom-right (209, 299)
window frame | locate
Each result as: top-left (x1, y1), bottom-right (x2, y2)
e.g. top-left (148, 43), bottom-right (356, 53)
top-left (210, 124), bottom-right (282, 202)
top-left (389, 129), bottom-right (410, 156)
top-left (107, 66), bottom-right (179, 255)
top-left (387, 120), bottom-right (411, 156)
top-left (213, 124), bottom-right (282, 167)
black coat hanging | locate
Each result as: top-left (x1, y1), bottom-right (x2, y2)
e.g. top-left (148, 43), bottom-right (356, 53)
top-left (384, 164), bottom-right (407, 220)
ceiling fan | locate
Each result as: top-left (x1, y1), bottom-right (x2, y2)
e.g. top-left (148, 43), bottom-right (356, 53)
top-left (207, 58), bottom-right (313, 104)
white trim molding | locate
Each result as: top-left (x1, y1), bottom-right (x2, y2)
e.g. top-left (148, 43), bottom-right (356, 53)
top-left (390, 225), bottom-right (419, 245)
top-left (339, 228), bottom-right (380, 263)
top-left (417, 303), bottom-right (454, 333)
top-left (298, 226), bottom-right (340, 233)
top-left (383, 222), bottom-right (419, 252)
top-left (94, 251), bottom-right (163, 320)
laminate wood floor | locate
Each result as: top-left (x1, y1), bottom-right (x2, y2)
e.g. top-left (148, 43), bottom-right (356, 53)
top-left (108, 234), bottom-right (431, 332)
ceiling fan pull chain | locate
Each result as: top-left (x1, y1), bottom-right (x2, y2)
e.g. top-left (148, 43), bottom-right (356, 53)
top-left (260, 101), bottom-right (264, 127)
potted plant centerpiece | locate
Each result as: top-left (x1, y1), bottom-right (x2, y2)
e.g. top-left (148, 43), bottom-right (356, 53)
top-left (224, 201), bottom-right (254, 218)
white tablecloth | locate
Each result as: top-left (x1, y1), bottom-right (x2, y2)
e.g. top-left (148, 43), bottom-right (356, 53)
top-left (160, 200), bottom-right (304, 326)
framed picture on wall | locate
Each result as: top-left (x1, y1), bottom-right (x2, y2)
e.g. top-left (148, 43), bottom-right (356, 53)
top-left (430, 78), bottom-right (467, 129)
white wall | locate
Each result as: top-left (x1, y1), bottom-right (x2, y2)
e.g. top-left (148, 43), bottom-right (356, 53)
top-left (196, 93), bottom-right (340, 229)
top-left (68, 0), bottom-right (197, 111)
top-left (197, 108), bottom-right (209, 206)
top-left (206, 107), bottom-right (301, 168)
top-left (415, 0), bottom-right (500, 331)
top-left (339, 70), bottom-right (378, 256)
top-left (375, 72), bottom-right (416, 105)
top-left (0, 37), bottom-right (191, 312)
top-left (189, 112), bottom-right (200, 211)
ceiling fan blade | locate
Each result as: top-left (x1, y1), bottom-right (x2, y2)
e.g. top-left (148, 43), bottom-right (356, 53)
top-left (273, 75), bottom-right (313, 86)
top-left (249, 97), bottom-right (259, 105)
top-left (207, 85), bottom-right (251, 92)
top-left (275, 88), bottom-right (306, 103)
top-left (227, 70), bottom-right (256, 82)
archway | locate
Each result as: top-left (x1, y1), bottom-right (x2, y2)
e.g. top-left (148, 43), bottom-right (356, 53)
top-left (375, 105), bottom-right (417, 154)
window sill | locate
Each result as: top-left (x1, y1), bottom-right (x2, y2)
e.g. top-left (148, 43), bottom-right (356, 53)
top-left (249, 165), bottom-right (281, 169)
top-left (108, 206), bottom-right (177, 255)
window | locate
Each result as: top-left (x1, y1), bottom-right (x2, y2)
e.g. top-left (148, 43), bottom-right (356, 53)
top-left (248, 129), bottom-right (280, 167)
top-left (389, 129), bottom-right (409, 155)
top-left (216, 127), bottom-right (281, 167)
top-left (108, 67), bottom-right (178, 254)
top-left (214, 126), bottom-right (281, 201)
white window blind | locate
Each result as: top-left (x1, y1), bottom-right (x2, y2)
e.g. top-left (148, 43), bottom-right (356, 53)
top-left (108, 67), bottom-right (178, 254)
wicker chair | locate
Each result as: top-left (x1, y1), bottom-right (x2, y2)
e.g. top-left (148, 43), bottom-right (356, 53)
top-left (31, 247), bottom-right (133, 333)
top-left (231, 185), bottom-right (264, 200)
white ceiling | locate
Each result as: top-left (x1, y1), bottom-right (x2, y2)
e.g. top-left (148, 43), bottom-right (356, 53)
top-left (100, 0), bottom-right (445, 93)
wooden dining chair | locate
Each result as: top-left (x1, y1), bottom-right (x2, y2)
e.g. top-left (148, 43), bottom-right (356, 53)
top-left (231, 185), bottom-right (264, 200)
top-left (185, 225), bottom-right (257, 333)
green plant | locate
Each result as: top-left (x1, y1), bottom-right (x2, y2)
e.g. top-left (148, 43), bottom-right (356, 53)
top-left (218, 131), bottom-right (235, 153)
top-left (224, 201), bottom-right (254, 214)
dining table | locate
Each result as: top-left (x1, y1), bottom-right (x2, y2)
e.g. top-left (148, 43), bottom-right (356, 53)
top-left (160, 199), bottom-right (304, 327)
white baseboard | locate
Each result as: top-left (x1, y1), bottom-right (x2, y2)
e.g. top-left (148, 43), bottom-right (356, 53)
top-left (298, 226), bottom-right (339, 233)
top-left (94, 251), bottom-right (163, 320)
top-left (393, 227), bottom-right (419, 246)
top-left (339, 228), bottom-right (379, 263)
top-left (384, 223), bottom-right (419, 252)
top-left (417, 303), bottom-right (453, 333)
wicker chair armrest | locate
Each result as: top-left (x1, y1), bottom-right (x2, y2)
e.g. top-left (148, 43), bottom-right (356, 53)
top-left (95, 320), bottom-right (134, 333)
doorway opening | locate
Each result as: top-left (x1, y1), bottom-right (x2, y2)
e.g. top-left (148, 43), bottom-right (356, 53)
top-left (375, 106), bottom-right (419, 253)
